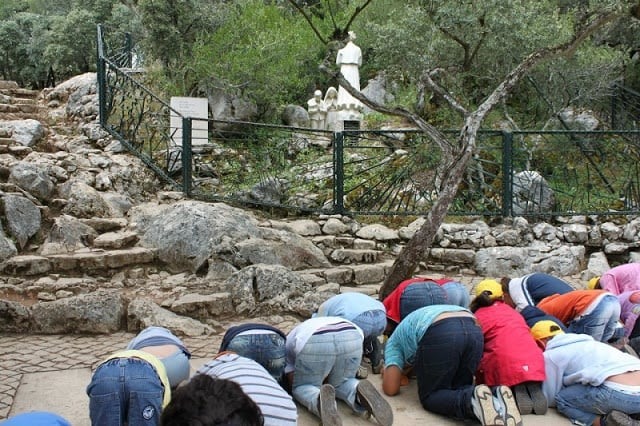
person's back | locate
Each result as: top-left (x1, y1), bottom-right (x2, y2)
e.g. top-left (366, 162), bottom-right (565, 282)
top-left (197, 353), bottom-right (297, 426)
top-left (505, 273), bottom-right (573, 311)
top-left (474, 301), bottom-right (545, 386)
top-left (599, 263), bottom-right (640, 294)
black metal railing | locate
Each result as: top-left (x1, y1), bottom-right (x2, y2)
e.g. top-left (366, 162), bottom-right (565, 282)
top-left (96, 24), bottom-right (640, 218)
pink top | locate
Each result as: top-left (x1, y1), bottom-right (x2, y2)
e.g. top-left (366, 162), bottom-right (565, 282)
top-left (600, 263), bottom-right (640, 295)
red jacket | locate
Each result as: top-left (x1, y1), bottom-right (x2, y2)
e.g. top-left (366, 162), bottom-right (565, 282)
top-left (475, 301), bottom-right (546, 386)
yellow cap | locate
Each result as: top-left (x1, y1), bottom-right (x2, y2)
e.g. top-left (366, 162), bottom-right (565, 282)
top-left (475, 279), bottom-right (503, 299)
top-left (588, 277), bottom-right (600, 290)
top-left (531, 320), bottom-right (564, 340)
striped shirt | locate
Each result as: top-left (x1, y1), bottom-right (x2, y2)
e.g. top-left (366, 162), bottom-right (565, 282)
top-left (197, 353), bottom-right (297, 426)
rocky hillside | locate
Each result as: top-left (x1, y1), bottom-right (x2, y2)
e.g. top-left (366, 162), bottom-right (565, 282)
top-left (1, 74), bottom-right (638, 337)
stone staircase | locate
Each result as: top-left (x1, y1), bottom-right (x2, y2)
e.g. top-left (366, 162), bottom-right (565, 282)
top-left (0, 80), bottom-right (44, 158)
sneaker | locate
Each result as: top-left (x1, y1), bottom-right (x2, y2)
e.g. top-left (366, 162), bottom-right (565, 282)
top-left (512, 384), bottom-right (533, 415)
top-left (355, 379), bottom-right (393, 426)
top-left (356, 363), bottom-right (369, 379)
top-left (494, 386), bottom-right (523, 426)
top-left (371, 360), bottom-right (384, 375)
top-left (606, 410), bottom-right (640, 426)
top-left (319, 384), bottom-right (342, 426)
top-left (525, 381), bottom-right (548, 415)
top-left (471, 384), bottom-right (504, 425)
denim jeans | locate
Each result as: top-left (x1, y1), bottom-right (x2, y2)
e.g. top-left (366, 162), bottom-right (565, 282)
top-left (399, 283), bottom-right (448, 320)
top-left (87, 357), bottom-right (164, 426)
top-left (555, 382), bottom-right (640, 425)
top-left (414, 317), bottom-right (484, 419)
top-left (226, 332), bottom-right (286, 384)
top-left (568, 295), bottom-right (621, 342)
top-left (160, 350), bottom-right (190, 389)
top-left (292, 329), bottom-right (363, 416)
top-left (442, 282), bottom-right (471, 308)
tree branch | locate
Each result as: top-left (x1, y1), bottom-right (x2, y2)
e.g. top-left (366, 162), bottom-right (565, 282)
top-left (286, 0), bottom-right (328, 45)
top-left (342, 0), bottom-right (374, 35)
top-left (420, 70), bottom-right (468, 116)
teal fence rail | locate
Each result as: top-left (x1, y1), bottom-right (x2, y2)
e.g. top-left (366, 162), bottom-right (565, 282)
top-left (96, 25), bottom-right (640, 218)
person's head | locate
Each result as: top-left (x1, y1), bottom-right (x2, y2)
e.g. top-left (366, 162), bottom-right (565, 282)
top-left (531, 320), bottom-right (565, 349)
top-left (314, 89), bottom-right (322, 101)
top-left (469, 279), bottom-right (503, 313)
top-left (161, 374), bottom-right (264, 426)
top-left (499, 277), bottom-right (515, 307)
top-left (588, 276), bottom-right (601, 290)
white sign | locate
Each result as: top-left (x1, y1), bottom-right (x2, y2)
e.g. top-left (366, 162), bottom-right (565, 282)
top-left (170, 97), bottom-right (209, 146)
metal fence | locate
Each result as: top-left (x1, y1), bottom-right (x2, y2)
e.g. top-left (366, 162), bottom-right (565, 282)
top-left (96, 25), bottom-right (640, 218)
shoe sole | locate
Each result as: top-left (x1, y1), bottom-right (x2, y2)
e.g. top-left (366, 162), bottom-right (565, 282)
top-left (319, 384), bottom-right (342, 426)
top-left (473, 385), bottom-right (504, 426)
top-left (526, 382), bottom-right (548, 415)
top-left (623, 344), bottom-right (640, 359)
top-left (356, 380), bottom-right (393, 426)
top-left (513, 384), bottom-right (533, 415)
top-left (495, 386), bottom-right (523, 426)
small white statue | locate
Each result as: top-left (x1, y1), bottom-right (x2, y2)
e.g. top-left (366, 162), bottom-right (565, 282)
top-left (324, 86), bottom-right (339, 131)
top-left (307, 89), bottom-right (327, 130)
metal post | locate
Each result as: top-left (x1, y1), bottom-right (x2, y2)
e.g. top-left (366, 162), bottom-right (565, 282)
top-left (501, 131), bottom-right (513, 217)
top-left (334, 131), bottom-right (345, 214)
top-left (96, 25), bottom-right (107, 128)
top-left (182, 117), bottom-right (193, 197)
top-left (125, 32), bottom-right (133, 68)
top-left (611, 83), bottom-right (617, 130)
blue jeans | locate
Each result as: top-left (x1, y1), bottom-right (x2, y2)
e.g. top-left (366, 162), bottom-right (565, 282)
top-left (292, 329), bottom-right (363, 416)
top-left (226, 332), bottom-right (286, 384)
top-left (442, 282), bottom-right (471, 308)
top-left (414, 317), bottom-right (484, 419)
top-left (568, 295), bottom-right (621, 342)
top-left (555, 382), bottom-right (640, 425)
top-left (87, 357), bottom-right (164, 426)
top-left (399, 283), bottom-right (448, 320)
top-left (160, 350), bottom-right (190, 389)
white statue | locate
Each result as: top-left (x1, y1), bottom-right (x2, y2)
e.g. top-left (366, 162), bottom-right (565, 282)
top-left (307, 89), bottom-right (327, 130)
top-left (336, 31), bottom-right (364, 121)
top-left (324, 86), bottom-right (339, 131)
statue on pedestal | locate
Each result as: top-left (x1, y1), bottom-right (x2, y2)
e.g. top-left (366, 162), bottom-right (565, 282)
top-left (336, 31), bottom-right (364, 122)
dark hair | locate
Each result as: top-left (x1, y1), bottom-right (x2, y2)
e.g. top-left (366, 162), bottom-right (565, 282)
top-left (161, 374), bottom-right (264, 426)
top-left (469, 291), bottom-right (495, 313)
top-left (500, 277), bottom-right (511, 294)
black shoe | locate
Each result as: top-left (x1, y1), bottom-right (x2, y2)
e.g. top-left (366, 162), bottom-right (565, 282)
top-left (319, 384), bottom-right (342, 426)
top-left (606, 410), bottom-right (640, 426)
top-left (525, 381), bottom-right (548, 415)
top-left (512, 384), bottom-right (533, 415)
top-left (356, 379), bottom-right (393, 426)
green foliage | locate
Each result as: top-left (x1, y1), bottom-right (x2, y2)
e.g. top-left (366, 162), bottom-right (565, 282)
top-left (190, 0), bottom-right (325, 120)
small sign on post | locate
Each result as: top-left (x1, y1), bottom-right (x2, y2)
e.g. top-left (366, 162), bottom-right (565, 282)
top-left (170, 97), bottom-right (209, 146)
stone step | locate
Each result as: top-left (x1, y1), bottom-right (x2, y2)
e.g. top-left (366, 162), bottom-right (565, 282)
top-left (0, 80), bottom-right (19, 90)
top-left (0, 87), bottom-right (40, 99)
top-left (0, 247), bottom-right (158, 276)
top-left (298, 260), bottom-right (395, 287)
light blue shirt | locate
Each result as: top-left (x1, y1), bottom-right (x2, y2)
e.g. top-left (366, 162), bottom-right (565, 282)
top-left (127, 326), bottom-right (191, 357)
top-left (315, 292), bottom-right (385, 321)
top-left (385, 305), bottom-right (469, 369)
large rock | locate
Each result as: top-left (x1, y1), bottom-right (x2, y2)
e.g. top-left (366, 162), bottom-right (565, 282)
top-left (475, 244), bottom-right (583, 277)
top-left (8, 162), bottom-right (55, 201)
top-left (0, 299), bottom-right (32, 332)
top-left (127, 298), bottom-right (214, 336)
top-left (0, 224), bottom-right (18, 262)
top-left (511, 171), bottom-right (555, 215)
top-left (0, 119), bottom-right (44, 146)
top-left (138, 200), bottom-right (261, 273)
top-left (3, 194), bottom-right (41, 249)
top-left (39, 215), bottom-right (98, 255)
top-left (29, 290), bottom-right (125, 333)
top-left (234, 228), bottom-right (330, 270)
top-left (225, 264), bottom-right (311, 316)
top-left (281, 104), bottom-right (310, 127)
top-left (58, 180), bottom-right (113, 218)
